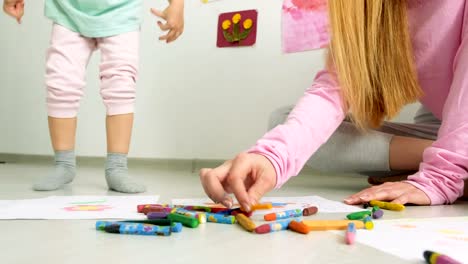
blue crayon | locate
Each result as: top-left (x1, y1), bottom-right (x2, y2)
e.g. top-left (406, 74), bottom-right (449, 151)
top-left (255, 217), bottom-right (302, 234)
top-left (206, 213), bottom-right (236, 224)
top-left (96, 221), bottom-right (182, 233)
top-left (105, 222), bottom-right (171, 236)
top-left (264, 209), bottom-right (302, 221)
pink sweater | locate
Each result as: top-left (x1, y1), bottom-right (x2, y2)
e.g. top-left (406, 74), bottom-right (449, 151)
top-left (249, 0), bottom-right (468, 205)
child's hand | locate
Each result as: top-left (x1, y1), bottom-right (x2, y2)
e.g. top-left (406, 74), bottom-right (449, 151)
top-left (344, 181), bottom-right (431, 205)
top-left (3, 0), bottom-right (24, 23)
top-left (199, 153), bottom-right (277, 212)
top-left (151, 0), bottom-right (184, 43)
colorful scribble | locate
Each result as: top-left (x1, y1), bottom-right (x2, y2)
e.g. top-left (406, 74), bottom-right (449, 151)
top-left (63, 205), bottom-right (112, 212)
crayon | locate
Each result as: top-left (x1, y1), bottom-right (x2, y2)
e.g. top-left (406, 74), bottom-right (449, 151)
top-left (363, 216), bottom-right (374, 230)
top-left (241, 203), bottom-right (273, 212)
top-left (142, 206), bottom-right (173, 215)
top-left (104, 223), bottom-right (171, 236)
top-left (372, 206), bottom-right (380, 212)
top-left (231, 208), bottom-right (253, 217)
top-left (147, 212), bottom-right (169, 219)
top-left (345, 222), bottom-right (356, 245)
top-left (173, 208), bottom-right (207, 223)
top-left (372, 209), bottom-right (384, 219)
top-left (235, 213), bottom-right (256, 232)
top-left (121, 219), bottom-right (172, 226)
top-left (206, 213), bottom-right (236, 224)
top-left (264, 209), bottom-right (302, 221)
top-left (254, 218), bottom-right (302, 234)
top-left (183, 206), bottom-right (213, 212)
top-left (369, 200), bottom-right (405, 211)
top-left (363, 202), bottom-right (371, 209)
top-left (303, 220), bottom-right (365, 231)
top-left (288, 221), bottom-right (310, 234)
top-left (346, 210), bottom-right (372, 220)
top-left (168, 213), bottom-right (200, 228)
top-left (96, 220), bottom-right (182, 233)
top-left (137, 204), bottom-right (160, 213)
top-left (251, 203), bottom-right (273, 211)
top-left (302, 206), bottom-right (318, 216)
top-left (423, 250), bottom-right (462, 264)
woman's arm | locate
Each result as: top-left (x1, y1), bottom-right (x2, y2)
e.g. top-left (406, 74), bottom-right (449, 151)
top-left (249, 69), bottom-right (346, 188)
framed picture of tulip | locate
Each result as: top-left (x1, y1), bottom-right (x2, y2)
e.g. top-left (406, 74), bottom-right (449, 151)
top-left (217, 9), bottom-right (258, 48)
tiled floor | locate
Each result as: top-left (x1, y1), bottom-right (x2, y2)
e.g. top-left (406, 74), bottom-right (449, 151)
top-left (0, 158), bottom-right (467, 264)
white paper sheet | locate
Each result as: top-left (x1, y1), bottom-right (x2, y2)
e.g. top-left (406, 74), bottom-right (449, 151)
top-left (172, 195), bottom-right (361, 221)
top-left (0, 196), bottom-right (159, 219)
top-left (333, 217), bottom-right (468, 263)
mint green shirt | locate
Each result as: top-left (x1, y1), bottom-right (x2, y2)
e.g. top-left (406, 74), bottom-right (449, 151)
top-left (45, 0), bottom-right (143, 38)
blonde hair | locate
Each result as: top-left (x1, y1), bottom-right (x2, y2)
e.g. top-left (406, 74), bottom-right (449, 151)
top-left (328, 0), bottom-right (422, 129)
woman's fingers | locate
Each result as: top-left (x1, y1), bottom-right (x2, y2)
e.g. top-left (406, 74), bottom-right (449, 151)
top-left (227, 153), bottom-right (253, 211)
top-left (199, 161), bottom-right (232, 207)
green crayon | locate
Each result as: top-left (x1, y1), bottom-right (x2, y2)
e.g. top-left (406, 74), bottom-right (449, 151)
top-left (168, 213), bottom-right (200, 228)
top-left (346, 210), bottom-right (372, 220)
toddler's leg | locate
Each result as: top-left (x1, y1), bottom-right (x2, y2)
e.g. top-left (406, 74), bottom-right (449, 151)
top-left (34, 24), bottom-right (95, 191)
top-left (97, 31), bottom-right (145, 193)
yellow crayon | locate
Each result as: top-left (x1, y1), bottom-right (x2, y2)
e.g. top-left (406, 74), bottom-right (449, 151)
top-left (369, 200), bottom-right (405, 211)
top-left (235, 213), bottom-right (256, 232)
top-left (303, 220), bottom-right (365, 231)
top-left (241, 203), bottom-right (273, 212)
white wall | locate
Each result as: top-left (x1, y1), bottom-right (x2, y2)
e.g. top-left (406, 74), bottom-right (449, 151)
top-left (0, 0), bottom-right (419, 159)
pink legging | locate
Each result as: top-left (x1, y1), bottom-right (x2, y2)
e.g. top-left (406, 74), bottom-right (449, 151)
top-left (45, 24), bottom-right (139, 118)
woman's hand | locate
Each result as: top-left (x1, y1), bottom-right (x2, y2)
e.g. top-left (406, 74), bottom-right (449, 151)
top-left (344, 181), bottom-right (431, 205)
top-left (151, 0), bottom-right (184, 43)
top-left (199, 153), bottom-right (277, 211)
top-left (3, 0), bottom-right (24, 23)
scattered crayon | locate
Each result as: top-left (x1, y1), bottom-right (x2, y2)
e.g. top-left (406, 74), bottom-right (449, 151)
top-left (174, 208), bottom-right (207, 223)
top-left (235, 213), bottom-right (256, 232)
top-left (137, 204), bottom-right (160, 213)
top-left (346, 210), bottom-right (372, 220)
top-left (264, 209), bottom-right (302, 221)
top-left (369, 200), bottom-right (405, 211)
top-left (168, 213), bottom-right (200, 228)
top-left (345, 222), bottom-right (356, 245)
top-left (363, 202), bottom-right (370, 209)
top-left (206, 213), bottom-right (236, 224)
top-left (122, 219), bottom-right (172, 226)
top-left (232, 208), bottom-right (253, 217)
top-left (372, 209), bottom-right (384, 219)
top-left (288, 221), bottom-right (310, 234)
top-left (363, 216), bottom-right (374, 230)
top-left (96, 220), bottom-right (182, 233)
top-left (104, 223), bottom-right (171, 236)
top-left (302, 206), bottom-right (318, 216)
top-left (303, 220), bottom-right (365, 231)
top-left (255, 218), bottom-right (301, 234)
top-left (423, 250), bottom-right (462, 264)
top-left (147, 212), bottom-right (169, 219)
top-left (242, 203), bottom-right (273, 212)
top-left (372, 206), bottom-right (380, 212)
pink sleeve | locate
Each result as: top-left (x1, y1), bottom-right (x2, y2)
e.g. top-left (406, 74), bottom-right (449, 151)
top-left (406, 24), bottom-right (468, 205)
top-left (248, 70), bottom-right (346, 187)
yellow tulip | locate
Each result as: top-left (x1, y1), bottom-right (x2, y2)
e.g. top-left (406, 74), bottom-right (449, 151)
top-left (222, 20), bottom-right (231, 30)
top-left (243, 19), bottom-right (253, 30)
top-left (232, 13), bottom-right (241, 24)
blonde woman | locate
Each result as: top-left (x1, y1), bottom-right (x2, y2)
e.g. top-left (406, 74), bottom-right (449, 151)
top-left (200, 0), bottom-right (468, 211)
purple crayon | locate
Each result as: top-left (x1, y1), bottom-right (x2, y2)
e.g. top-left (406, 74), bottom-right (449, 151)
top-left (147, 211), bottom-right (169, 219)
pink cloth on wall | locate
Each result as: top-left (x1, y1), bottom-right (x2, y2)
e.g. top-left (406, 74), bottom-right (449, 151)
top-left (282, 0), bottom-right (329, 53)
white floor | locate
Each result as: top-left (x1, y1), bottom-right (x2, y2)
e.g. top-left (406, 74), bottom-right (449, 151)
top-left (0, 158), bottom-right (467, 264)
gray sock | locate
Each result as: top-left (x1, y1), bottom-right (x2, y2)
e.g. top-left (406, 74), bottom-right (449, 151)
top-left (33, 150), bottom-right (76, 191)
top-left (105, 153), bottom-right (146, 193)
